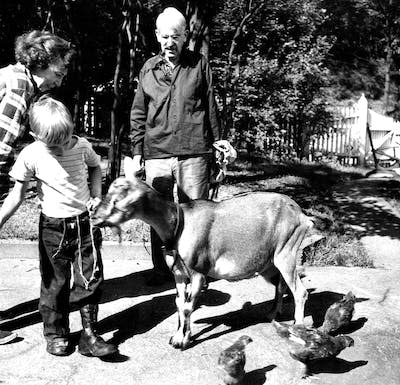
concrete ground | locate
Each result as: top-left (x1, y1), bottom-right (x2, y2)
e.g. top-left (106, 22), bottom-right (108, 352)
top-left (1, 178), bottom-right (400, 385)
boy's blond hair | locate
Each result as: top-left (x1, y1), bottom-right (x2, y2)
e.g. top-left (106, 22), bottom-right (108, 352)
top-left (29, 96), bottom-right (74, 146)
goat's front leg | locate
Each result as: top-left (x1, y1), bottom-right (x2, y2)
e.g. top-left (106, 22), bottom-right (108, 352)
top-left (170, 273), bottom-right (188, 349)
top-left (169, 271), bottom-right (205, 349)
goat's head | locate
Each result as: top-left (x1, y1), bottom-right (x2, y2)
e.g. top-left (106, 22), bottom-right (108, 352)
top-left (91, 176), bottom-right (148, 228)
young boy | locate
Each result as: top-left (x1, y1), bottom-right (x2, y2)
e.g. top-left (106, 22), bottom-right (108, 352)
top-left (0, 96), bottom-right (117, 357)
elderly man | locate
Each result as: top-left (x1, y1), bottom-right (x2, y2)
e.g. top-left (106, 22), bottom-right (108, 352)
top-left (130, 7), bottom-right (221, 285)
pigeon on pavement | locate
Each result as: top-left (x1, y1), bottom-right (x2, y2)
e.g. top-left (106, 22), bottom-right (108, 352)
top-left (319, 291), bottom-right (356, 334)
top-left (272, 320), bottom-right (354, 378)
top-left (218, 335), bottom-right (253, 385)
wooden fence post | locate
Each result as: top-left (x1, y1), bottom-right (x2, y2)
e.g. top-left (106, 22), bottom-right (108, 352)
top-left (355, 93), bottom-right (368, 166)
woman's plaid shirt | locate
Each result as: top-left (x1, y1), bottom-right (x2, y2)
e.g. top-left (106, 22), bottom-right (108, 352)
top-left (0, 63), bottom-right (37, 177)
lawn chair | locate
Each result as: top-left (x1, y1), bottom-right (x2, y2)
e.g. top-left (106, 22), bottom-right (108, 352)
top-left (373, 130), bottom-right (400, 168)
top-left (366, 124), bottom-right (400, 177)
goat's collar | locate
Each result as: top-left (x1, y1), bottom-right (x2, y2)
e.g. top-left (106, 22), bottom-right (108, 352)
top-left (165, 203), bottom-right (183, 251)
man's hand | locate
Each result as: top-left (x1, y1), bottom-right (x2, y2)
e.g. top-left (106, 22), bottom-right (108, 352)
top-left (213, 140), bottom-right (237, 164)
top-left (123, 155), bottom-right (144, 179)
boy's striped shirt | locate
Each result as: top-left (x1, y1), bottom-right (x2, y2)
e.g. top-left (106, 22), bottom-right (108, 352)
top-left (9, 136), bottom-right (101, 218)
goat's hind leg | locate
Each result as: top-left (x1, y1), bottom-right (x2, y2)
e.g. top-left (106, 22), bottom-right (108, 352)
top-left (260, 268), bottom-right (286, 321)
top-left (274, 225), bottom-right (309, 324)
top-left (274, 252), bottom-right (307, 324)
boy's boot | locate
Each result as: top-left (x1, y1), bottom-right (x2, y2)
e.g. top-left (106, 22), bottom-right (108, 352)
top-left (78, 304), bottom-right (118, 357)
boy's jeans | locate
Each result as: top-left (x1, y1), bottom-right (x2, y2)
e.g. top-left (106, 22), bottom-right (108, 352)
top-left (38, 211), bottom-right (103, 341)
top-left (145, 155), bottom-right (210, 276)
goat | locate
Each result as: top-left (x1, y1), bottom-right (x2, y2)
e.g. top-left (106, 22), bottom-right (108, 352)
top-left (92, 176), bottom-right (314, 349)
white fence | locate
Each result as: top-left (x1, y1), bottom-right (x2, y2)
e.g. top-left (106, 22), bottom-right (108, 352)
top-left (310, 94), bottom-right (400, 166)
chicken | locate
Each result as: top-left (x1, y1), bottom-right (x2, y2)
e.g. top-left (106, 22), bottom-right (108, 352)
top-left (319, 291), bottom-right (356, 334)
top-left (272, 320), bottom-right (354, 378)
top-left (218, 335), bottom-right (253, 385)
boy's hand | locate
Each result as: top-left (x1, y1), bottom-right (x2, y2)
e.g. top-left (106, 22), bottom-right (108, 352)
top-left (86, 197), bottom-right (102, 213)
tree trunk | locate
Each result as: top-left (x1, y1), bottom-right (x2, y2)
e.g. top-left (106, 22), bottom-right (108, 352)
top-left (383, 41), bottom-right (392, 113)
top-left (128, 11), bottom-right (140, 88)
top-left (108, 0), bottom-right (141, 183)
top-left (185, 1), bottom-right (211, 57)
top-left (64, 0), bottom-right (83, 132)
top-left (108, 5), bottom-right (126, 184)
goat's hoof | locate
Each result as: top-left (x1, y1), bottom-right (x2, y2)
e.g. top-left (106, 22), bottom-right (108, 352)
top-left (169, 333), bottom-right (191, 350)
top-left (169, 335), bottom-right (183, 349)
top-left (181, 335), bottom-right (191, 350)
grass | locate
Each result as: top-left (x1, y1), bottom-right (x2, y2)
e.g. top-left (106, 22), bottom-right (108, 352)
top-left (0, 155), bottom-right (385, 268)
top-left (303, 232), bottom-right (374, 268)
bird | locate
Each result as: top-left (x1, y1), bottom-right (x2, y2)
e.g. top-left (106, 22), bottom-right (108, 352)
top-left (319, 291), bottom-right (356, 334)
top-left (218, 335), bottom-right (253, 385)
top-left (272, 320), bottom-right (354, 378)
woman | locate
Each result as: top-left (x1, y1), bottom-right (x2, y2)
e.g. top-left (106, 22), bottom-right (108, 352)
top-left (0, 29), bottom-right (75, 345)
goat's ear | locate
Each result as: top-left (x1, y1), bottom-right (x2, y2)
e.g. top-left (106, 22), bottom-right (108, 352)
top-left (123, 156), bottom-right (135, 180)
top-left (123, 156), bottom-right (143, 181)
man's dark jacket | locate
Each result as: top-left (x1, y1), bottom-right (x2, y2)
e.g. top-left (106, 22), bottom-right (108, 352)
top-left (130, 49), bottom-right (220, 159)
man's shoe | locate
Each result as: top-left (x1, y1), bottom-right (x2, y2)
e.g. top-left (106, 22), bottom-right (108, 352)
top-left (46, 338), bottom-right (71, 356)
top-left (0, 330), bottom-right (17, 345)
top-left (146, 272), bottom-right (174, 286)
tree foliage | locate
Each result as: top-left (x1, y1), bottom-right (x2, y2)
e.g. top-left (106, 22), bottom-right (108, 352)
top-left (0, 0), bottom-right (398, 166)
top-left (320, 0), bottom-right (400, 114)
top-left (211, 0), bottom-right (333, 157)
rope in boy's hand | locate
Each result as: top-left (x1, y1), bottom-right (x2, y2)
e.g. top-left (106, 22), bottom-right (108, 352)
top-left (86, 197), bottom-right (102, 214)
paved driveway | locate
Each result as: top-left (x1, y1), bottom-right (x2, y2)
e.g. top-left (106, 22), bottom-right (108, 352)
top-left (1, 177), bottom-right (400, 385)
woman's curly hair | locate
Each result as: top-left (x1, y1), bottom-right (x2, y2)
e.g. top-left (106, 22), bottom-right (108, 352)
top-left (15, 30), bottom-right (75, 71)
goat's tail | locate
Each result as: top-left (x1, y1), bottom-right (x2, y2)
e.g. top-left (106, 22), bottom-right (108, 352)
top-left (304, 208), bottom-right (335, 232)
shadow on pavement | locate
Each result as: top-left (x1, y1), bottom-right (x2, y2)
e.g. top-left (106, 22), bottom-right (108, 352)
top-left (0, 310), bottom-right (42, 331)
top-left (95, 293), bottom-right (176, 345)
top-left (305, 289), bottom-right (369, 328)
top-left (0, 299), bottom-right (39, 321)
top-left (243, 364), bottom-right (277, 385)
top-left (100, 352), bottom-right (130, 363)
top-left (309, 357), bottom-right (368, 374)
top-left (95, 288), bottom-right (231, 346)
top-left (0, 269), bottom-right (175, 330)
top-left (63, 288), bottom-right (229, 349)
top-left (192, 290), bottom-right (369, 347)
top-left (100, 269), bottom-right (175, 303)
top-left (325, 180), bottom-right (400, 240)
top-left (1, 283), bottom-right (369, 355)
top-left (0, 271), bottom-right (170, 332)
top-left (0, 271), bottom-right (230, 342)
top-left (192, 296), bottom-right (292, 347)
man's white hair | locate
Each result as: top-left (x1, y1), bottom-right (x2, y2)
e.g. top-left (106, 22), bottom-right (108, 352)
top-left (156, 7), bottom-right (187, 31)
